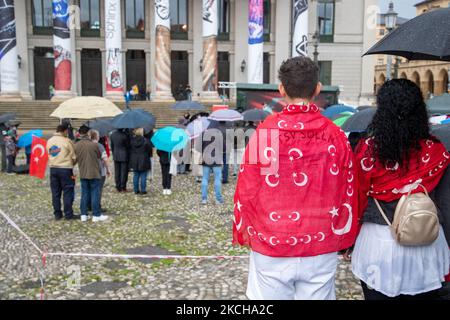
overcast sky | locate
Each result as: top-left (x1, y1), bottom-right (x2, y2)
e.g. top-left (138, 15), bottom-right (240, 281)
top-left (378, 0), bottom-right (417, 18)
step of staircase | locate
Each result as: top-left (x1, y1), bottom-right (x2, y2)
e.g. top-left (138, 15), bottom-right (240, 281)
top-left (0, 100), bottom-right (235, 133)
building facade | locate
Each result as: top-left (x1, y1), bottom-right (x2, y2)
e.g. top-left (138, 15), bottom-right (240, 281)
top-left (374, 0), bottom-right (450, 98)
top-left (1, 0), bottom-right (377, 105)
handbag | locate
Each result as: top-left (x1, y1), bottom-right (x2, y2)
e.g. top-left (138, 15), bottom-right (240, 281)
top-left (374, 184), bottom-right (439, 246)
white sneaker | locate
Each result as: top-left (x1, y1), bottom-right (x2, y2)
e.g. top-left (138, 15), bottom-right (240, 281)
top-left (163, 189), bottom-right (167, 195)
top-left (166, 190), bottom-right (172, 195)
top-left (92, 215), bottom-right (109, 222)
top-left (80, 215), bottom-right (90, 222)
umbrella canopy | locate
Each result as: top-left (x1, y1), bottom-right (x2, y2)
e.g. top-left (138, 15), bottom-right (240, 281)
top-left (242, 109), bottom-right (270, 122)
top-left (208, 109), bottom-right (243, 122)
top-left (364, 8), bottom-right (450, 61)
top-left (333, 115), bottom-right (352, 127)
top-left (17, 130), bottom-right (43, 148)
top-left (185, 117), bottom-right (211, 139)
top-left (50, 96), bottom-right (123, 119)
top-left (357, 106), bottom-right (374, 111)
top-left (331, 111), bottom-right (354, 121)
top-left (85, 119), bottom-right (115, 137)
top-left (427, 94), bottom-right (450, 115)
top-left (431, 124), bottom-right (450, 150)
top-left (151, 126), bottom-right (189, 152)
top-left (170, 100), bottom-right (205, 111)
top-left (112, 109), bottom-right (156, 130)
top-left (189, 112), bottom-right (210, 123)
top-left (341, 108), bottom-right (377, 133)
top-left (321, 105), bottom-right (356, 119)
top-left (429, 115), bottom-right (449, 125)
top-left (0, 113), bottom-right (16, 124)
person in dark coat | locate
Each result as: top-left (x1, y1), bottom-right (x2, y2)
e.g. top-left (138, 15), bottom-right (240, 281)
top-left (110, 129), bottom-right (130, 192)
top-left (129, 128), bottom-right (152, 195)
top-left (157, 149), bottom-right (172, 195)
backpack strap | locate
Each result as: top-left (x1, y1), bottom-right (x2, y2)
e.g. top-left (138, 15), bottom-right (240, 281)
top-left (374, 198), bottom-right (393, 227)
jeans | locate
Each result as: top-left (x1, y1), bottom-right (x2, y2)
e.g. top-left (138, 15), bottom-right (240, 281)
top-left (161, 164), bottom-right (172, 189)
top-left (360, 281), bottom-right (442, 300)
top-left (88, 176), bottom-right (106, 211)
top-left (50, 168), bottom-right (75, 218)
top-left (6, 155), bottom-right (14, 173)
top-left (222, 153), bottom-right (229, 183)
top-left (133, 171), bottom-right (148, 193)
top-left (80, 179), bottom-right (101, 217)
top-left (202, 165), bottom-right (223, 202)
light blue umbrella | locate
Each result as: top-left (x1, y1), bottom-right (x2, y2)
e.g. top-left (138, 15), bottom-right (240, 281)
top-left (17, 130), bottom-right (43, 148)
top-left (185, 117), bottom-right (211, 139)
top-left (151, 126), bottom-right (189, 152)
top-left (171, 100), bottom-right (205, 111)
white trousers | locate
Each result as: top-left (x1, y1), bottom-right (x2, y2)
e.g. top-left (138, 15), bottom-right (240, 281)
top-left (247, 251), bottom-right (338, 300)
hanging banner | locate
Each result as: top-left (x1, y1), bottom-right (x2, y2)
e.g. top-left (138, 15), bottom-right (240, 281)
top-left (52, 0), bottom-right (72, 92)
top-left (248, 0), bottom-right (264, 84)
top-left (292, 0), bottom-right (309, 57)
top-left (202, 0), bottom-right (218, 92)
top-left (154, 0), bottom-right (171, 93)
top-left (0, 0), bottom-right (19, 93)
top-left (105, 0), bottom-right (123, 93)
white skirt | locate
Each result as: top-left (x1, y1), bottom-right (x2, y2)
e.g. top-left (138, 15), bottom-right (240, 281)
top-left (352, 223), bottom-right (450, 297)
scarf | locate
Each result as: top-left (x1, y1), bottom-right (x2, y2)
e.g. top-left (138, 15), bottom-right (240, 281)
top-left (233, 104), bottom-right (360, 257)
top-left (355, 137), bottom-right (450, 211)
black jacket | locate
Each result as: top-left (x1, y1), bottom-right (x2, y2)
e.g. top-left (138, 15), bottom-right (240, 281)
top-left (110, 130), bottom-right (130, 162)
top-left (157, 150), bottom-right (171, 165)
top-left (129, 136), bottom-right (151, 172)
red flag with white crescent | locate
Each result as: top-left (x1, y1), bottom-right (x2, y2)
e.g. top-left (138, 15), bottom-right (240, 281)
top-left (29, 136), bottom-right (48, 179)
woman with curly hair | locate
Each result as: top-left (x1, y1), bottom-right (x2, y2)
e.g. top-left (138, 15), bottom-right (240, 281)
top-left (352, 79), bottom-right (450, 300)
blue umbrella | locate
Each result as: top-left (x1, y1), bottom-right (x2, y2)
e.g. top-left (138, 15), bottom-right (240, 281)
top-left (151, 126), bottom-right (189, 152)
top-left (17, 130), bottom-right (43, 148)
top-left (171, 100), bottom-right (205, 111)
top-left (321, 105), bottom-right (357, 119)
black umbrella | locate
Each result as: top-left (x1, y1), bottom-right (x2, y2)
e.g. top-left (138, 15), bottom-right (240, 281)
top-left (0, 113), bottom-right (16, 124)
top-left (364, 8), bottom-right (450, 61)
top-left (431, 124), bottom-right (450, 151)
top-left (357, 106), bottom-right (373, 111)
top-left (86, 119), bottom-right (115, 137)
top-left (341, 108), bottom-right (377, 133)
top-left (242, 109), bottom-right (270, 122)
top-left (112, 109), bottom-right (156, 130)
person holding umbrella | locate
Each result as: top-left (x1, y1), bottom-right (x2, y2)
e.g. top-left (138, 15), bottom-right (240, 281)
top-left (110, 129), bottom-right (130, 192)
top-left (129, 128), bottom-right (152, 195)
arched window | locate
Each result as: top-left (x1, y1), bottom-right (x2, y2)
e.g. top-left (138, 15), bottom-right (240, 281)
top-left (411, 72), bottom-right (421, 87)
top-left (425, 70), bottom-right (434, 97)
top-left (438, 69), bottom-right (449, 95)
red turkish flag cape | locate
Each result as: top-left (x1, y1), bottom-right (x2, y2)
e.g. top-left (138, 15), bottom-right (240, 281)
top-left (233, 104), bottom-right (360, 258)
top-left (29, 136), bottom-right (48, 179)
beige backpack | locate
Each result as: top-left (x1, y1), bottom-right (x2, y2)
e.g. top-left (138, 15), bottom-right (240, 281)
top-left (374, 184), bottom-right (439, 246)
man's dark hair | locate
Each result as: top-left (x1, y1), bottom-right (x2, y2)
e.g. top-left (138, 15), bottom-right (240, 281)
top-left (56, 123), bottom-right (69, 133)
top-left (278, 56), bottom-right (319, 99)
top-left (78, 125), bottom-right (90, 135)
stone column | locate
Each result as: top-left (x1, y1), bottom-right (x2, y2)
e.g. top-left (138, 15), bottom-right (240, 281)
top-left (200, 0), bottom-right (220, 101)
top-left (153, 0), bottom-right (173, 101)
top-left (104, 0), bottom-right (125, 100)
top-left (76, 48), bottom-right (82, 95)
top-left (0, 0), bottom-right (21, 101)
top-left (145, 49), bottom-right (152, 95)
top-left (52, 0), bottom-right (75, 101)
top-left (14, 0), bottom-right (32, 100)
top-left (274, 0), bottom-right (290, 76)
top-left (292, 0), bottom-right (309, 57)
top-left (247, 0), bottom-right (264, 84)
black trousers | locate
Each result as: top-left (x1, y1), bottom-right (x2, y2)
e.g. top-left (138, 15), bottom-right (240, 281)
top-left (114, 161), bottom-right (128, 191)
top-left (361, 281), bottom-right (442, 300)
top-left (0, 144), bottom-right (6, 172)
top-left (50, 168), bottom-right (75, 218)
top-left (161, 164), bottom-right (172, 189)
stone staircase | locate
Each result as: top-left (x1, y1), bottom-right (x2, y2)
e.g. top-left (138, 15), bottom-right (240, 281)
top-left (0, 100), bottom-right (231, 133)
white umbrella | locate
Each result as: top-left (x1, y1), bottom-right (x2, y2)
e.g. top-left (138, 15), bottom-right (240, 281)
top-left (208, 109), bottom-right (243, 122)
top-left (50, 96), bottom-right (123, 120)
top-left (185, 117), bottom-right (211, 139)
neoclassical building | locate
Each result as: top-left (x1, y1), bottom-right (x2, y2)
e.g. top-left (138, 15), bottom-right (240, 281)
top-left (1, 0), bottom-right (378, 105)
top-left (374, 0), bottom-right (450, 98)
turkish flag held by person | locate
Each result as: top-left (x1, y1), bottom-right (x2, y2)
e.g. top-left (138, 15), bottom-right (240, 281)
top-left (30, 136), bottom-right (49, 179)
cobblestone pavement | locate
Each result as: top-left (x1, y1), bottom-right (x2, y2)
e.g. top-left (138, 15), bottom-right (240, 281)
top-left (0, 163), bottom-right (364, 300)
